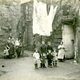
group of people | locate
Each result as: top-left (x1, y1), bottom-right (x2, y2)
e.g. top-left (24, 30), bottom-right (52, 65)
top-left (3, 37), bottom-right (22, 59)
top-left (33, 41), bottom-right (66, 69)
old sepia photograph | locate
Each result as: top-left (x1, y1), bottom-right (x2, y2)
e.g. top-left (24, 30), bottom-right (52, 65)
top-left (0, 0), bottom-right (80, 80)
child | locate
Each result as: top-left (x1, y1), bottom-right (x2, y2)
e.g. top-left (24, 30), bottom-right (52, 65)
top-left (40, 53), bottom-right (46, 68)
top-left (3, 45), bottom-right (10, 59)
top-left (47, 49), bottom-right (53, 67)
top-left (52, 48), bottom-right (58, 67)
top-left (33, 48), bottom-right (40, 69)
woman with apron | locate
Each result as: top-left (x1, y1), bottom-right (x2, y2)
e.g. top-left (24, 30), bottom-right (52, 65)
top-left (58, 42), bottom-right (65, 62)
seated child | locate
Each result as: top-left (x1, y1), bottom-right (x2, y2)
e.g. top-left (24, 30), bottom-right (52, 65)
top-left (40, 54), bottom-right (46, 68)
top-left (33, 48), bottom-right (40, 69)
top-left (3, 45), bottom-right (10, 59)
top-left (47, 49), bottom-right (53, 67)
top-left (52, 48), bottom-right (58, 67)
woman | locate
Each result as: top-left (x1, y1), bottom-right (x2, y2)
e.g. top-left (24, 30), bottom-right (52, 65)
top-left (58, 42), bottom-right (65, 62)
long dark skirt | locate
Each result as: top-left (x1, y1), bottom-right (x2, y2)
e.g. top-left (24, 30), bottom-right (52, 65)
top-left (8, 46), bottom-right (14, 58)
top-left (16, 46), bottom-right (21, 58)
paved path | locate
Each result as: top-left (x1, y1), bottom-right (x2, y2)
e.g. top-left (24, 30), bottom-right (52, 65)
top-left (0, 54), bottom-right (80, 80)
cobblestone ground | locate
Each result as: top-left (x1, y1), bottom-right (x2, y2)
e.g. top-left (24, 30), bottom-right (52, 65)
top-left (0, 51), bottom-right (80, 80)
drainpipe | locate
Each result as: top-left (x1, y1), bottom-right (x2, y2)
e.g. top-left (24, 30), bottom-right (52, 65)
top-left (73, 17), bottom-right (78, 63)
top-left (74, 34), bottom-right (77, 63)
top-left (74, 3), bottom-right (79, 63)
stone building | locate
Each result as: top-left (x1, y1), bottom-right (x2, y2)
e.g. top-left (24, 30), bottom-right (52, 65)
top-left (51, 0), bottom-right (80, 63)
top-left (20, 0), bottom-right (58, 51)
top-left (0, 0), bottom-right (80, 62)
top-left (18, 0), bottom-right (80, 62)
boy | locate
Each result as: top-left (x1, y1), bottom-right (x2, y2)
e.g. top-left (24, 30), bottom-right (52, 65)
top-left (47, 49), bottom-right (53, 67)
top-left (40, 41), bottom-right (47, 68)
top-left (33, 48), bottom-right (40, 69)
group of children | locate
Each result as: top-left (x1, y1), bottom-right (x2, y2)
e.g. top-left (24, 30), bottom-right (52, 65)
top-left (33, 47), bottom-right (58, 69)
top-left (3, 38), bottom-right (22, 59)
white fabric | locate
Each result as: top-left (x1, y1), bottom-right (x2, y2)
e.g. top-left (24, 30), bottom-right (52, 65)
top-left (33, 52), bottom-right (40, 59)
top-left (15, 40), bottom-right (20, 46)
top-left (33, 52), bottom-right (40, 68)
top-left (4, 49), bottom-right (9, 55)
top-left (33, 0), bottom-right (58, 36)
top-left (58, 45), bottom-right (65, 59)
top-left (48, 5), bottom-right (58, 25)
top-left (34, 59), bottom-right (40, 68)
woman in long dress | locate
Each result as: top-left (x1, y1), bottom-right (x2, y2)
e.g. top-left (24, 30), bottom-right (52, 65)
top-left (58, 42), bottom-right (65, 62)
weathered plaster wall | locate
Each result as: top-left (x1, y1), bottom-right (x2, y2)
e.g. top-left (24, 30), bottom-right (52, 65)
top-left (62, 25), bottom-right (74, 58)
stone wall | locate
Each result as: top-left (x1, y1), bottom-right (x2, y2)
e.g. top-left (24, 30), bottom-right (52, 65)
top-left (52, 0), bottom-right (78, 58)
top-left (51, 26), bottom-right (62, 52)
top-left (0, 0), bottom-right (21, 51)
top-left (20, 2), bottom-right (33, 51)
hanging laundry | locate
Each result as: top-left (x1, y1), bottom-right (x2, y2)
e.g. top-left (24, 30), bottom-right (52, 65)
top-left (48, 5), bottom-right (58, 25)
top-left (33, 0), bottom-right (58, 36)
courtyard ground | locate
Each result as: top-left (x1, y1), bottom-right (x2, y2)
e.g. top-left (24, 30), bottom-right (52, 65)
top-left (0, 51), bottom-right (80, 80)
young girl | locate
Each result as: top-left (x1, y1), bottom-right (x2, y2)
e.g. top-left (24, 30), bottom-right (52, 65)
top-left (33, 48), bottom-right (40, 69)
top-left (52, 48), bottom-right (58, 67)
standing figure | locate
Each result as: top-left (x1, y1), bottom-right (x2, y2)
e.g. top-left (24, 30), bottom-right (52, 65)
top-left (47, 41), bottom-right (53, 52)
top-left (8, 43), bottom-right (14, 59)
top-left (52, 48), bottom-right (58, 67)
top-left (33, 49), bottom-right (40, 69)
top-left (58, 42), bottom-right (65, 62)
top-left (47, 49), bottom-right (53, 67)
top-left (40, 41), bottom-right (47, 68)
